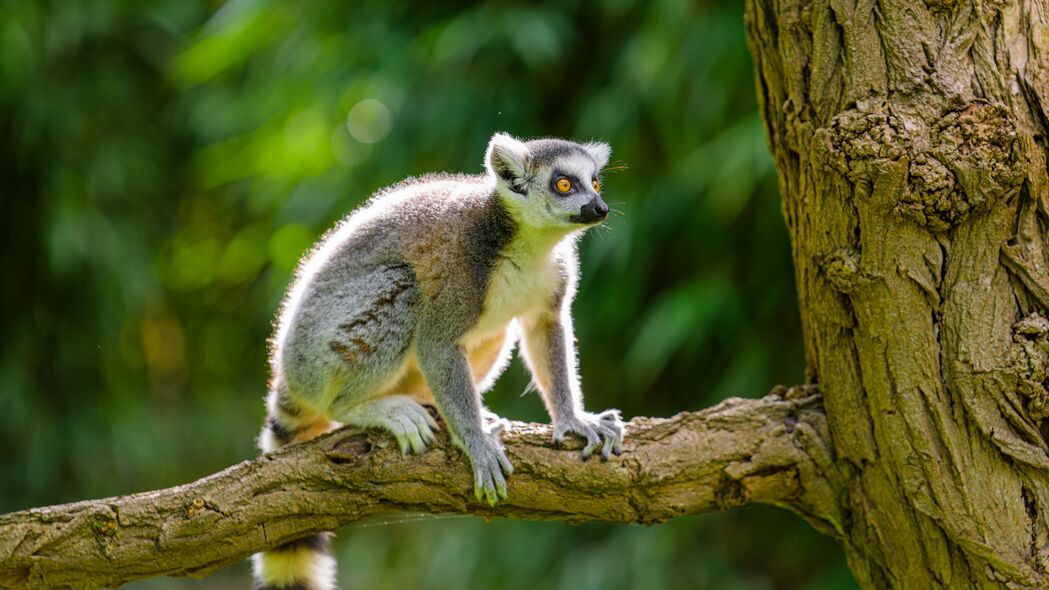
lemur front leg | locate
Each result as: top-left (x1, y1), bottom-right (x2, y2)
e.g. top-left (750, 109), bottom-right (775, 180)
top-left (520, 309), bottom-right (625, 460)
top-left (416, 336), bottom-right (513, 505)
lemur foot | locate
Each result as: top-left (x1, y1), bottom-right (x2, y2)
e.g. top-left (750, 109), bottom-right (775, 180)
top-left (480, 406), bottom-right (512, 434)
top-left (341, 395), bottom-right (438, 455)
top-left (460, 420), bottom-right (514, 506)
top-left (553, 409), bottom-right (625, 461)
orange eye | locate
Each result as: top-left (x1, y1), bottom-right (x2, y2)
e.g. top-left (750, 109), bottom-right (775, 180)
top-left (592, 179), bottom-right (601, 193)
top-left (555, 177), bottom-right (572, 193)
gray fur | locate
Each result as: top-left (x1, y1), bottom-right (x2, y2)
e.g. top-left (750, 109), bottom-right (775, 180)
top-left (252, 132), bottom-right (624, 590)
top-left (528, 138), bottom-right (611, 169)
top-left (527, 139), bottom-right (591, 167)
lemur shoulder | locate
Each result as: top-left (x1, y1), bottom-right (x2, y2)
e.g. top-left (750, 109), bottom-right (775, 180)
top-left (252, 132), bottom-right (625, 590)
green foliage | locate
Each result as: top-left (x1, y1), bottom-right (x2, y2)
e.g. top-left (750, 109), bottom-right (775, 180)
top-left (0, 0), bottom-right (853, 587)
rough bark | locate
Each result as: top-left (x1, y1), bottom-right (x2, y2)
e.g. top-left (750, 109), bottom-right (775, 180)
top-left (745, 0), bottom-right (1049, 587)
top-left (0, 391), bottom-right (838, 590)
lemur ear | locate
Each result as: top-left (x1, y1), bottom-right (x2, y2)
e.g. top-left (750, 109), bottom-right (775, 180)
top-left (485, 132), bottom-right (530, 193)
top-left (583, 141), bottom-right (611, 169)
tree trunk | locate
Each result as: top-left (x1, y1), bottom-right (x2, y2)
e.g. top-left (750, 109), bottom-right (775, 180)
top-left (744, 0), bottom-right (1049, 587)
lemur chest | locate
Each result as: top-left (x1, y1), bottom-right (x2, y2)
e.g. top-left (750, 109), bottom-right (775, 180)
top-left (469, 250), bottom-right (562, 338)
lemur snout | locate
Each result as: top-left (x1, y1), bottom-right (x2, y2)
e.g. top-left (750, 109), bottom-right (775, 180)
top-left (578, 197), bottom-right (609, 224)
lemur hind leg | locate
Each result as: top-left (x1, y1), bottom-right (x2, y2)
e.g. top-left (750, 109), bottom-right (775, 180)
top-left (316, 265), bottom-right (439, 453)
top-left (259, 379), bottom-right (340, 453)
top-left (281, 263), bottom-right (422, 411)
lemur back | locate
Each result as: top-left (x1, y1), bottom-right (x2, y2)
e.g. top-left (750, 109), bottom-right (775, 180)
top-left (252, 133), bottom-right (625, 590)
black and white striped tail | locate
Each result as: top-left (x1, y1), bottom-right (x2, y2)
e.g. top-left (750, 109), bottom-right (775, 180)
top-left (252, 533), bottom-right (336, 590)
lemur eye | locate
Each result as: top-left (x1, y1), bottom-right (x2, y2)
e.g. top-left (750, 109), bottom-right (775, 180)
top-left (592, 179), bottom-right (601, 193)
top-left (555, 177), bottom-right (573, 193)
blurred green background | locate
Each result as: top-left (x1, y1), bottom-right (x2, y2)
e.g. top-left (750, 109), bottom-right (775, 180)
top-left (0, 0), bottom-right (856, 588)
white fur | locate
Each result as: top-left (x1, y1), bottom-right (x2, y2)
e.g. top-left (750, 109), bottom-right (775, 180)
top-left (258, 426), bottom-right (278, 453)
top-left (583, 141), bottom-right (611, 168)
top-left (466, 230), bottom-right (570, 342)
top-left (484, 133), bottom-right (529, 182)
top-left (252, 546), bottom-right (336, 590)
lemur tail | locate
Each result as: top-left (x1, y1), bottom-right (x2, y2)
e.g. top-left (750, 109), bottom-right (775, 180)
top-left (253, 385), bottom-right (340, 590)
top-left (252, 533), bottom-right (336, 590)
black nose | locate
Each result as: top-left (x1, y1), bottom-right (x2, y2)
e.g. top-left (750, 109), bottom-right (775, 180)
top-left (577, 197), bottom-right (608, 224)
top-left (594, 200), bottom-right (609, 218)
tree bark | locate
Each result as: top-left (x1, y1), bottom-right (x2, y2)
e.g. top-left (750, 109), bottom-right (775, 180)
top-left (745, 0), bottom-right (1049, 587)
top-left (0, 391), bottom-right (839, 590)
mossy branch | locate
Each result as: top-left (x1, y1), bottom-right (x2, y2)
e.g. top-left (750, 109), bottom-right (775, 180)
top-left (0, 390), bottom-right (841, 589)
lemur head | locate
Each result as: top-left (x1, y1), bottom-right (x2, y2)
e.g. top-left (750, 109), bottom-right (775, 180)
top-left (485, 132), bottom-right (611, 230)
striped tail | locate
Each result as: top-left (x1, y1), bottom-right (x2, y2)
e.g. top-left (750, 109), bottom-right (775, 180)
top-left (253, 380), bottom-right (340, 590)
top-left (252, 533), bottom-right (336, 590)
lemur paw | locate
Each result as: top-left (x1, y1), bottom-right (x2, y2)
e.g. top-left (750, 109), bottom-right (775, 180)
top-left (342, 395), bottom-right (438, 455)
top-left (480, 407), bottom-right (512, 434)
top-left (463, 423), bottom-right (514, 506)
top-left (553, 409), bottom-right (625, 461)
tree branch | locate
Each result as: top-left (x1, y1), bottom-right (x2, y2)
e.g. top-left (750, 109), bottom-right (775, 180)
top-left (0, 390), bottom-right (842, 589)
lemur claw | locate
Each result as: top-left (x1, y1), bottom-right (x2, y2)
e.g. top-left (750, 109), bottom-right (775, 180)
top-left (553, 409), bottom-right (626, 461)
top-left (467, 421), bottom-right (513, 505)
top-left (339, 395), bottom-right (437, 456)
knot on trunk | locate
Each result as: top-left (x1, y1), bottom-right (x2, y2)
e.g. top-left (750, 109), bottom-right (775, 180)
top-left (324, 432), bottom-right (375, 465)
top-left (1012, 313), bottom-right (1049, 421)
top-left (821, 248), bottom-right (870, 293)
top-left (819, 99), bottom-right (1021, 231)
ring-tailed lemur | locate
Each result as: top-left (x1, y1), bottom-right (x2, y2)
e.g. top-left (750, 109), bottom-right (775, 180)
top-left (253, 132), bottom-right (626, 590)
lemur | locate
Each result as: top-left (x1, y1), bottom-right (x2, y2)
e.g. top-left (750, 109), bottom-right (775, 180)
top-left (253, 132), bottom-right (626, 590)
